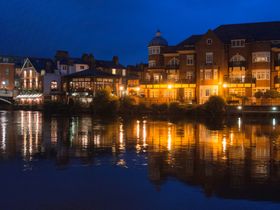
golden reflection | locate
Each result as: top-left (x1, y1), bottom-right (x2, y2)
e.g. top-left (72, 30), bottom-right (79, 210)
top-left (119, 123), bottom-right (125, 151)
top-left (167, 125), bottom-right (172, 151)
top-left (3, 111), bottom-right (280, 196)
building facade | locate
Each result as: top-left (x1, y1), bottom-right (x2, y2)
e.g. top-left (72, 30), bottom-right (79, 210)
top-left (143, 22), bottom-right (280, 104)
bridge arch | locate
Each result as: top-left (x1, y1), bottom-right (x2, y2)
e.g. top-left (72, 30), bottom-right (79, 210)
top-left (0, 98), bottom-right (12, 105)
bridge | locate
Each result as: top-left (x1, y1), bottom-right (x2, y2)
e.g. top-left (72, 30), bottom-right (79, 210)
top-left (0, 90), bottom-right (14, 105)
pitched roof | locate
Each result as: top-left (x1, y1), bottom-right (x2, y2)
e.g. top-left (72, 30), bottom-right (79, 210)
top-left (63, 69), bottom-right (119, 78)
top-left (177, 35), bottom-right (203, 47)
top-left (95, 60), bottom-right (125, 69)
top-left (28, 57), bottom-right (55, 73)
top-left (213, 21), bottom-right (280, 43)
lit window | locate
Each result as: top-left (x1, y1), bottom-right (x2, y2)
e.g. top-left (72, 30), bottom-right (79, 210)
top-left (206, 52), bottom-right (213, 64)
top-left (205, 89), bottom-right (210, 96)
top-left (122, 69), bottom-right (126, 76)
top-left (205, 69), bottom-right (212, 80)
top-left (186, 72), bottom-right (193, 80)
top-left (148, 47), bottom-right (160, 55)
top-left (51, 81), bottom-right (58, 90)
top-left (168, 57), bottom-right (179, 66)
top-left (149, 60), bottom-right (156, 67)
top-left (252, 52), bottom-right (270, 63)
top-left (252, 69), bottom-right (270, 80)
top-left (213, 69), bottom-right (218, 80)
top-left (112, 68), bottom-right (116, 75)
top-left (231, 39), bottom-right (245, 47)
top-left (206, 39), bottom-right (212, 45)
top-left (186, 55), bottom-right (194, 65)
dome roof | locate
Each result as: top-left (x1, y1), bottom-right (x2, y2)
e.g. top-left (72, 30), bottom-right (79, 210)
top-left (148, 30), bottom-right (168, 47)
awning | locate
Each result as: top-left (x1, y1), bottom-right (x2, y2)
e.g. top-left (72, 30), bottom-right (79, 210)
top-left (16, 94), bottom-right (43, 99)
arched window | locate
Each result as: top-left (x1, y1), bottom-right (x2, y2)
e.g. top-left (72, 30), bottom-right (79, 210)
top-left (168, 57), bottom-right (179, 66)
top-left (51, 81), bottom-right (58, 91)
top-left (230, 54), bottom-right (246, 62)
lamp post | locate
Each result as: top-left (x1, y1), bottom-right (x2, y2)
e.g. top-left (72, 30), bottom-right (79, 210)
top-left (2, 81), bottom-right (7, 93)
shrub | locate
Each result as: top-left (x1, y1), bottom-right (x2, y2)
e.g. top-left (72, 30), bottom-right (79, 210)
top-left (263, 90), bottom-right (280, 99)
top-left (119, 96), bottom-right (136, 114)
top-left (203, 96), bottom-right (226, 117)
top-left (254, 91), bottom-right (264, 99)
top-left (169, 102), bottom-right (183, 114)
top-left (92, 89), bottom-right (120, 115)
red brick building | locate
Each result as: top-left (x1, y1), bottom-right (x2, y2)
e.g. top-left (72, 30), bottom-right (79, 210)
top-left (142, 21), bottom-right (280, 104)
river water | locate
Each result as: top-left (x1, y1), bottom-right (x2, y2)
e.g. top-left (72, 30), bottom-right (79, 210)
top-left (0, 111), bottom-right (280, 209)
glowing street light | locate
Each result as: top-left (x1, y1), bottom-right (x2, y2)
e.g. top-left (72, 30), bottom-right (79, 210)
top-left (168, 84), bottom-right (173, 89)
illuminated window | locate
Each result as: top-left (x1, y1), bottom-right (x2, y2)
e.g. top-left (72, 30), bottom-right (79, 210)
top-left (148, 47), bottom-right (160, 55)
top-left (112, 68), bottom-right (116, 75)
top-left (168, 57), bottom-right (179, 66)
top-left (122, 69), bottom-right (126, 76)
top-left (213, 69), bottom-right (218, 80)
top-left (252, 52), bottom-right (270, 63)
top-left (186, 55), bottom-right (194, 65)
top-left (205, 89), bottom-right (210, 96)
top-left (148, 60), bottom-right (156, 67)
top-left (231, 39), bottom-right (245, 47)
top-left (206, 52), bottom-right (213, 64)
top-left (51, 81), bottom-right (58, 90)
top-left (186, 72), bottom-right (193, 80)
top-left (205, 69), bottom-right (212, 80)
top-left (252, 69), bottom-right (270, 80)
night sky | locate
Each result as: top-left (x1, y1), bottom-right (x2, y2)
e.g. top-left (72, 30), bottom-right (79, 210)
top-left (0, 0), bottom-right (279, 65)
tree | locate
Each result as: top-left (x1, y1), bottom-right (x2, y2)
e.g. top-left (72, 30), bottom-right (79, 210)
top-left (91, 89), bottom-right (119, 115)
top-left (203, 96), bottom-right (226, 117)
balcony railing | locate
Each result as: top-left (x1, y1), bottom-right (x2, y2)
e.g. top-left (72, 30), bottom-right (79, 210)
top-left (229, 61), bottom-right (247, 68)
top-left (165, 64), bottom-right (180, 69)
top-left (224, 75), bottom-right (256, 83)
top-left (141, 79), bottom-right (196, 84)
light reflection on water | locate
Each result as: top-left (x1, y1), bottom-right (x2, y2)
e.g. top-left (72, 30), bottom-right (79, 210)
top-left (1, 111), bottom-right (280, 204)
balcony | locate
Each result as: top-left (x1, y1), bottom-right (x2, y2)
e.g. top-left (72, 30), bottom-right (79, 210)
top-left (224, 75), bottom-right (256, 84)
top-left (165, 64), bottom-right (180, 69)
top-left (141, 78), bottom-right (196, 85)
top-left (229, 61), bottom-right (247, 68)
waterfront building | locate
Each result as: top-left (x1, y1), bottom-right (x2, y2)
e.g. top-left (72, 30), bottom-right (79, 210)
top-left (16, 57), bottom-right (60, 104)
top-left (62, 69), bottom-right (120, 104)
top-left (142, 22), bottom-right (280, 104)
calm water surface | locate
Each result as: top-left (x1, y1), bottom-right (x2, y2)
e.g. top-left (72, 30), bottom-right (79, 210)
top-left (0, 111), bottom-right (280, 209)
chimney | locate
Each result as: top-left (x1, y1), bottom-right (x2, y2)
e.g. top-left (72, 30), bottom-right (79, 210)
top-left (55, 50), bottom-right (69, 60)
top-left (112, 56), bottom-right (119, 65)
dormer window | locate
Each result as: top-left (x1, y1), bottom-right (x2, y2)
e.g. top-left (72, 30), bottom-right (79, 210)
top-left (231, 39), bottom-right (245, 47)
top-left (206, 39), bottom-right (213, 45)
top-left (168, 58), bottom-right (179, 66)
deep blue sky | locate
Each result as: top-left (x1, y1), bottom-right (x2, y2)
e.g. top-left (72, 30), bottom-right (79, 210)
top-left (0, 0), bottom-right (279, 65)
